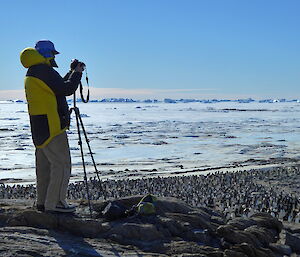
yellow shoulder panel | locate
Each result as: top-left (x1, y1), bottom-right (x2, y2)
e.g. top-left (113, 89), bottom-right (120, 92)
top-left (25, 76), bottom-right (65, 147)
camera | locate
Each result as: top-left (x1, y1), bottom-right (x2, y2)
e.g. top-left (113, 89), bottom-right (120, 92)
top-left (71, 59), bottom-right (86, 70)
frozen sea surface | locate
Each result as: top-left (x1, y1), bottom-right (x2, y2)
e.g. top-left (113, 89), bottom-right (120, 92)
top-left (1, 101), bottom-right (300, 183)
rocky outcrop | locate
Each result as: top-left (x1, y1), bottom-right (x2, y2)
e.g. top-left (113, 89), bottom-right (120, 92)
top-left (0, 197), bottom-right (298, 256)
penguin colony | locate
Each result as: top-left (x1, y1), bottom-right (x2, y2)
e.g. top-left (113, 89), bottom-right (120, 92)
top-left (1, 165), bottom-right (300, 222)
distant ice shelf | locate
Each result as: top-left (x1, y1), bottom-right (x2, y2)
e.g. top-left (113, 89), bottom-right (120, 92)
top-left (1, 98), bottom-right (300, 104)
top-left (67, 98), bottom-right (300, 104)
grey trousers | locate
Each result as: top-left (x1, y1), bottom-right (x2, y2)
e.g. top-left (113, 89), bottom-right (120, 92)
top-left (35, 132), bottom-right (71, 210)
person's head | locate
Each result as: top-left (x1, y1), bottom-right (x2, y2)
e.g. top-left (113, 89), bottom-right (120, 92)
top-left (35, 40), bottom-right (59, 67)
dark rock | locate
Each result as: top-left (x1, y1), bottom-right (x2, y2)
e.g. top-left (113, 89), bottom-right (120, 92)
top-left (224, 249), bottom-right (248, 257)
top-left (0, 213), bottom-right (9, 225)
top-left (250, 213), bottom-right (283, 233)
top-left (8, 210), bottom-right (58, 229)
top-left (184, 229), bottom-right (212, 244)
top-left (155, 221), bottom-right (173, 238)
top-left (167, 241), bottom-right (223, 256)
top-left (58, 216), bottom-right (110, 237)
top-left (210, 215), bottom-right (226, 226)
top-left (220, 238), bottom-right (232, 249)
top-left (189, 210), bottom-right (211, 222)
top-left (174, 253), bottom-right (207, 257)
top-left (234, 242), bottom-right (257, 256)
top-left (7, 213), bottom-right (27, 227)
top-left (0, 196), bottom-right (292, 256)
top-left (198, 206), bottom-right (224, 218)
top-left (109, 222), bottom-right (163, 242)
top-left (227, 217), bottom-right (257, 230)
top-left (269, 243), bottom-right (292, 256)
top-left (217, 225), bottom-right (260, 247)
top-left (156, 197), bottom-right (194, 215)
top-left (284, 231), bottom-right (300, 253)
top-left (244, 225), bottom-right (276, 247)
top-left (168, 212), bottom-right (215, 232)
top-left (7, 210), bottom-right (112, 238)
top-left (159, 216), bottom-right (184, 237)
top-left (253, 248), bottom-right (275, 257)
top-left (230, 244), bottom-right (254, 257)
top-left (283, 222), bottom-right (300, 234)
top-left (0, 226), bottom-right (164, 256)
top-left (230, 243), bottom-right (275, 257)
top-left (206, 252), bottom-right (224, 257)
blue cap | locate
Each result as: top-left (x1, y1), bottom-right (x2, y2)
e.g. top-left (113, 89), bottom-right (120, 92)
top-left (35, 40), bottom-right (60, 58)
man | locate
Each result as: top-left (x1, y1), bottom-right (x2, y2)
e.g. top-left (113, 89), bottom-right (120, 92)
top-left (20, 40), bottom-right (84, 213)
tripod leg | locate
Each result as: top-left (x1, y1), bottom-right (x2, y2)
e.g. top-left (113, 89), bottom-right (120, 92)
top-left (77, 114), bottom-right (106, 197)
top-left (74, 108), bottom-right (93, 216)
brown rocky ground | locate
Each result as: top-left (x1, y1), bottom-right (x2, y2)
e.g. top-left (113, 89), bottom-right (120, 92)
top-left (0, 196), bottom-right (300, 257)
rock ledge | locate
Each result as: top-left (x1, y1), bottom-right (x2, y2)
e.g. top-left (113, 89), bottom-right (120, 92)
top-left (0, 197), bottom-right (299, 257)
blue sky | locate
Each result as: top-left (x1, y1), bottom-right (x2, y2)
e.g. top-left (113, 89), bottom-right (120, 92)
top-left (0, 0), bottom-right (299, 99)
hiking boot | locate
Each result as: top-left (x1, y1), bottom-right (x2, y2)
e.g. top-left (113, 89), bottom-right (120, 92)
top-left (45, 205), bottom-right (76, 213)
top-left (58, 200), bottom-right (76, 209)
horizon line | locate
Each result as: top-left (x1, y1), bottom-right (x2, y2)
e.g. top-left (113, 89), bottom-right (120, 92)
top-left (0, 88), bottom-right (298, 101)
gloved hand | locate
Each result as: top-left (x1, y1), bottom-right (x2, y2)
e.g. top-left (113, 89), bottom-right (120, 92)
top-left (70, 59), bottom-right (85, 72)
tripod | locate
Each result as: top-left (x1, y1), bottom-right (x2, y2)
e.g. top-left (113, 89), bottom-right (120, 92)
top-left (70, 91), bottom-right (102, 217)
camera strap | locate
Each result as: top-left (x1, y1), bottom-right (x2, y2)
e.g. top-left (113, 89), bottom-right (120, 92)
top-left (80, 69), bottom-right (90, 103)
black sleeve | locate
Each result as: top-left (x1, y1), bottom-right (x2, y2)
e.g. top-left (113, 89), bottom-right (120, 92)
top-left (63, 71), bottom-right (72, 81)
top-left (48, 69), bottom-right (82, 96)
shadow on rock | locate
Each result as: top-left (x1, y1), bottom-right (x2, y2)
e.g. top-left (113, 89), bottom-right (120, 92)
top-left (1, 196), bottom-right (298, 257)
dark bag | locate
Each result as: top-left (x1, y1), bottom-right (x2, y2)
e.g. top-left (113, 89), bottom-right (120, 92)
top-left (102, 201), bottom-right (128, 221)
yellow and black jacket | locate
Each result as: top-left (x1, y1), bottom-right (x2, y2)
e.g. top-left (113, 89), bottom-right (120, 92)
top-left (20, 48), bottom-right (82, 148)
